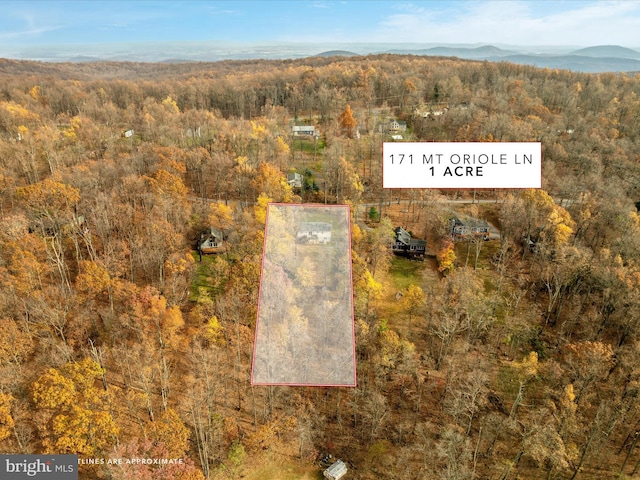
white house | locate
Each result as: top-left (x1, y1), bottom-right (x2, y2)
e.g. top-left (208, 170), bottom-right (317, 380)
top-left (296, 222), bottom-right (331, 244)
top-left (287, 172), bottom-right (304, 189)
top-left (292, 125), bottom-right (317, 136)
top-left (198, 227), bottom-right (225, 254)
top-left (378, 118), bottom-right (407, 134)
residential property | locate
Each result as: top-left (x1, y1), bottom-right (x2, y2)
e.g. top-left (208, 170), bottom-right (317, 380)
top-left (198, 227), bottom-right (225, 254)
top-left (392, 227), bottom-right (426, 258)
top-left (378, 118), bottom-right (407, 134)
top-left (415, 105), bottom-right (449, 118)
top-left (324, 460), bottom-right (347, 480)
top-left (450, 216), bottom-right (490, 240)
top-left (296, 221), bottom-right (332, 244)
top-left (292, 125), bottom-right (317, 136)
top-left (287, 172), bottom-right (304, 189)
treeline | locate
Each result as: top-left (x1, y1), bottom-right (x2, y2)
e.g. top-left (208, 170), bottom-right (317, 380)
top-left (1, 54), bottom-right (640, 479)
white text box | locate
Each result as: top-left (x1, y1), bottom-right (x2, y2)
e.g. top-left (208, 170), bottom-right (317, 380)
top-left (383, 142), bottom-right (542, 188)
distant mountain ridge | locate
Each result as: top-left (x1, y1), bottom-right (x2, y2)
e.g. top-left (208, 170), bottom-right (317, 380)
top-left (382, 44), bottom-right (640, 73)
top-left (569, 45), bottom-right (640, 59)
top-left (387, 45), bottom-right (517, 58)
top-left (315, 50), bottom-right (360, 57)
top-left (3, 42), bottom-right (640, 73)
top-left (495, 54), bottom-right (640, 73)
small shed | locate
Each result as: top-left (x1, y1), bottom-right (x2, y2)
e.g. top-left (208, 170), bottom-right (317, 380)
top-left (324, 460), bottom-right (347, 480)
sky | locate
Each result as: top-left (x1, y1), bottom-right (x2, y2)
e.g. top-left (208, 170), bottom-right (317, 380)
top-left (1, 0), bottom-right (640, 48)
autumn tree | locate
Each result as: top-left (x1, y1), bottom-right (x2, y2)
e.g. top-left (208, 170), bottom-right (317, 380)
top-left (403, 284), bottom-right (426, 334)
top-left (0, 392), bottom-right (15, 444)
top-left (338, 104), bottom-right (357, 138)
top-left (30, 358), bottom-right (119, 455)
top-left (564, 341), bottom-right (614, 405)
top-left (127, 287), bottom-right (184, 410)
top-left (15, 178), bottom-right (81, 290)
top-left (437, 239), bottom-right (456, 274)
top-left (359, 217), bottom-right (395, 279)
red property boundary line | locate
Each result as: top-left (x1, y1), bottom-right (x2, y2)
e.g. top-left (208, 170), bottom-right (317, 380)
top-left (250, 203), bottom-right (357, 387)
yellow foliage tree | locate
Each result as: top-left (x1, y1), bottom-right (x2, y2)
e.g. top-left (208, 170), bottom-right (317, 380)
top-left (31, 358), bottom-right (119, 455)
top-left (0, 317), bottom-right (33, 366)
top-left (254, 192), bottom-right (272, 225)
top-left (16, 178), bottom-right (80, 219)
top-left (131, 286), bottom-right (185, 349)
top-left (0, 392), bottom-right (15, 443)
top-left (150, 408), bottom-right (190, 458)
top-left (355, 269), bottom-right (383, 318)
top-left (437, 240), bottom-right (456, 274)
top-left (275, 136), bottom-right (290, 156)
top-left (252, 162), bottom-right (293, 203)
top-left (403, 284), bottom-right (426, 332)
top-left (162, 95), bottom-right (180, 114)
top-left (208, 202), bottom-right (234, 232)
top-left (75, 260), bottom-right (112, 302)
top-left (146, 169), bottom-right (189, 204)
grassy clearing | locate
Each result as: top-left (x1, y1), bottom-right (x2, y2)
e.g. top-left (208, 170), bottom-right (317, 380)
top-left (292, 138), bottom-right (325, 155)
top-left (242, 459), bottom-right (322, 480)
top-left (377, 255), bottom-right (429, 324)
top-left (388, 255), bottom-right (425, 291)
top-left (189, 250), bottom-right (225, 301)
top-left (454, 239), bottom-right (501, 271)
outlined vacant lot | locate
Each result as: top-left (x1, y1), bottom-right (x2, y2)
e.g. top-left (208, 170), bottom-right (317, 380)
top-left (251, 204), bottom-right (356, 386)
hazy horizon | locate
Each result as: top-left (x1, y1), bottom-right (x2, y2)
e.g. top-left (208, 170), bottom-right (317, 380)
top-left (2, 40), bottom-right (640, 64)
top-left (1, 1), bottom-right (640, 51)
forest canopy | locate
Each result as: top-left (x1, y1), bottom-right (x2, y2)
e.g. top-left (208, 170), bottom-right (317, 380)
top-left (1, 53), bottom-right (640, 479)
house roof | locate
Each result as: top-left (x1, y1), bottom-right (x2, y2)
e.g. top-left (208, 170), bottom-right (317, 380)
top-left (287, 172), bottom-right (303, 180)
top-left (409, 238), bottom-right (426, 248)
top-left (451, 216), bottom-right (488, 228)
top-left (202, 227), bottom-right (224, 239)
top-left (325, 460), bottom-right (347, 479)
top-left (394, 226), bottom-right (411, 245)
top-left (299, 221), bottom-right (331, 232)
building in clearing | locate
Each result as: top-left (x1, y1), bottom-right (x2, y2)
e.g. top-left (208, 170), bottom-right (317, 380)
top-left (379, 118), bottom-right (407, 134)
top-left (450, 216), bottom-right (490, 240)
top-left (324, 460), bottom-right (347, 480)
top-left (287, 172), bottom-right (304, 189)
top-left (296, 222), bottom-right (332, 244)
top-left (292, 125), bottom-right (317, 136)
top-left (198, 227), bottom-right (225, 254)
top-left (392, 227), bottom-right (426, 258)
